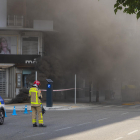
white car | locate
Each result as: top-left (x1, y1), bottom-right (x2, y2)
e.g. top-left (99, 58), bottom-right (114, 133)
top-left (0, 96), bottom-right (5, 125)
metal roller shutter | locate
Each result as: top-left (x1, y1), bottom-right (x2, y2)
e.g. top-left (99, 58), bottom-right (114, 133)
top-left (0, 70), bottom-right (6, 96)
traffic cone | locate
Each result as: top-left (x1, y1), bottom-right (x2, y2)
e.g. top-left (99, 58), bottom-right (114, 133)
top-left (5, 110), bottom-right (7, 117)
top-left (30, 106), bottom-right (32, 112)
top-left (12, 106), bottom-right (17, 115)
top-left (24, 105), bottom-right (28, 114)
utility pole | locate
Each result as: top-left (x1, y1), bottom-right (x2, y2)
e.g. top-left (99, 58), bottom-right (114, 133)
top-left (89, 81), bottom-right (92, 103)
top-left (35, 71), bottom-right (37, 81)
top-left (96, 83), bottom-right (99, 102)
top-left (75, 74), bottom-right (76, 104)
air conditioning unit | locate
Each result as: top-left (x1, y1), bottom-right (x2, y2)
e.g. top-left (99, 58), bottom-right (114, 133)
top-left (33, 20), bottom-right (53, 30)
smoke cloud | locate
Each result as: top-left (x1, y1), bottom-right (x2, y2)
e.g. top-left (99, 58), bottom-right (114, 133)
top-left (25, 0), bottom-right (140, 98)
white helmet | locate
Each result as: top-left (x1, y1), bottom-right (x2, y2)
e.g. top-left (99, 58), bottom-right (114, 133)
top-left (32, 84), bottom-right (38, 87)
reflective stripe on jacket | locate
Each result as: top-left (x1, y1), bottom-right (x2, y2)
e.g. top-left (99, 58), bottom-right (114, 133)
top-left (29, 87), bottom-right (42, 106)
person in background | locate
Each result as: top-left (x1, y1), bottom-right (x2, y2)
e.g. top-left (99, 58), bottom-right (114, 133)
top-left (29, 80), bottom-right (46, 127)
top-left (0, 37), bottom-right (11, 54)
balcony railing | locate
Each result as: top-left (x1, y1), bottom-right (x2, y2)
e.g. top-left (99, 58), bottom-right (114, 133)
top-left (7, 15), bottom-right (23, 27)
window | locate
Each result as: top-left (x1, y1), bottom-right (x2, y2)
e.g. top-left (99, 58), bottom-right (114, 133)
top-left (22, 37), bottom-right (38, 54)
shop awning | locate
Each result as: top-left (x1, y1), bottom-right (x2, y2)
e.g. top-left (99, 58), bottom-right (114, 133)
top-left (0, 63), bottom-right (15, 69)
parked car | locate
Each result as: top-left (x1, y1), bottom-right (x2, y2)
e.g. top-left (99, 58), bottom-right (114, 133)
top-left (0, 96), bottom-right (5, 125)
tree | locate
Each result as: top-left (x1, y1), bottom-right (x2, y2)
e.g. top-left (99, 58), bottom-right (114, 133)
top-left (114, 0), bottom-right (140, 19)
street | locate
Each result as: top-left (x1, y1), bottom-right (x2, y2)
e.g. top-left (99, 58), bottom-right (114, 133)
top-left (0, 0), bottom-right (140, 140)
top-left (1, 104), bottom-right (140, 140)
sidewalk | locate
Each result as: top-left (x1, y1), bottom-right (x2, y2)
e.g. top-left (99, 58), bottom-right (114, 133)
top-left (5, 102), bottom-right (102, 112)
top-left (4, 100), bottom-right (122, 112)
top-left (5, 99), bottom-right (139, 112)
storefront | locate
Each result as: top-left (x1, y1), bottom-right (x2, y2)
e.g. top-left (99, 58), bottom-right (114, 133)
top-left (0, 59), bottom-right (41, 99)
top-left (0, 55), bottom-right (41, 98)
top-left (0, 0), bottom-right (54, 99)
top-left (0, 30), bottom-right (44, 98)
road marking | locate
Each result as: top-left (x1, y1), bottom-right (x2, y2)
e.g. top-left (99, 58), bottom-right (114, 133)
top-left (77, 122), bottom-right (92, 126)
top-left (115, 106), bottom-right (123, 107)
top-left (25, 133), bottom-right (46, 138)
top-left (5, 114), bottom-right (32, 119)
top-left (92, 105), bottom-right (103, 108)
top-left (121, 112), bottom-right (129, 115)
top-left (55, 127), bottom-right (72, 131)
top-left (97, 118), bottom-right (108, 121)
top-left (114, 137), bottom-right (123, 140)
top-left (130, 105), bottom-right (140, 108)
top-left (71, 106), bottom-right (78, 108)
top-left (128, 130), bottom-right (138, 135)
top-left (104, 105), bottom-right (114, 107)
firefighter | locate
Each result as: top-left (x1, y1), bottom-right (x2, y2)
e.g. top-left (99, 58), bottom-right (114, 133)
top-left (29, 80), bottom-right (46, 127)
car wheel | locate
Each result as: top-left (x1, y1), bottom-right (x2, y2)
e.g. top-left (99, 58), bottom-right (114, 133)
top-left (0, 110), bottom-right (4, 125)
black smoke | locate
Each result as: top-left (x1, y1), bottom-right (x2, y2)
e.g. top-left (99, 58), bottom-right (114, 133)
top-left (25, 0), bottom-right (140, 99)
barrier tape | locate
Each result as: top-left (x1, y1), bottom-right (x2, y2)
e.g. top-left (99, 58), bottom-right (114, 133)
top-left (41, 88), bottom-right (83, 92)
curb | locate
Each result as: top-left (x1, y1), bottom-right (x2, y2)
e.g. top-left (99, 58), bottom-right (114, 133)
top-left (122, 101), bottom-right (140, 105)
top-left (122, 103), bottom-right (135, 105)
top-left (5, 106), bottom-right (70, 111)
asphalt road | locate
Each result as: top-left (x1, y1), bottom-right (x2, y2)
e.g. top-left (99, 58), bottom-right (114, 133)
top-left (1, 105), bottom-right (140, 140)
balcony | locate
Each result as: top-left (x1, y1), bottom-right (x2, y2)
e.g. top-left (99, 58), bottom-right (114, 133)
top-left (7, 15), bottom-right (24, 27)
top-left (5, 15), bottom-right (53, 31)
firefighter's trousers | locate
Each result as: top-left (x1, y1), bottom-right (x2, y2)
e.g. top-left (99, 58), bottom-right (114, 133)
top-left (31, 105), bottom-right (43, 124)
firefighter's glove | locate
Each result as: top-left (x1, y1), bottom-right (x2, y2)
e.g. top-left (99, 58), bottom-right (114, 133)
top-left (38, 96), bottom-right (41, 100)
top-left (42, 107), bottom-right (45, 114)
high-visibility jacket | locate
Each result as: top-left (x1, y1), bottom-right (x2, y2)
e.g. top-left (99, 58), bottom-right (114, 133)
top-left (29, 87), bottom-right (42, 106)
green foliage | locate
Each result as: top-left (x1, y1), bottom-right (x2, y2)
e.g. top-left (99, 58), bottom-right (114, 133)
top-left (114, 0), bottom-right (140, 19)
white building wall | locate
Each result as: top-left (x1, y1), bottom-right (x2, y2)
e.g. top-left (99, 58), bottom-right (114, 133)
top-left (0, 0), bottom-right (7, 27)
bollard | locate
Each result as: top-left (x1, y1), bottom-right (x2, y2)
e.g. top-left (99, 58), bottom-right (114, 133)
top-left (12, 106), bottom-right (17, 115)
top-left (24, 105), bottom-right (28, 114)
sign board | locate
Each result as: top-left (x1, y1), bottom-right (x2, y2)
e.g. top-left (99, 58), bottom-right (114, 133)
top-left (47, 84), bottom-right (51, 88)
top-left (16, 73), bottom-right (22, 88)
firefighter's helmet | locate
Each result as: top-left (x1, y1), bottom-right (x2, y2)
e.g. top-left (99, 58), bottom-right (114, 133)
top-left (33, 80), bottom-right (41, 87)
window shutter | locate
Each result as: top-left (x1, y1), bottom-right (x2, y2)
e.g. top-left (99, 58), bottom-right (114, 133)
top-left (0, 70), bottom-right (6, 96)
top-left (22, 37), bottom-right (38, 54)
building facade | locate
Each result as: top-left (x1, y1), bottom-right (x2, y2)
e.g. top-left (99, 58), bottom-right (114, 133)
top-left (0, 0), bottom-right (53, 98)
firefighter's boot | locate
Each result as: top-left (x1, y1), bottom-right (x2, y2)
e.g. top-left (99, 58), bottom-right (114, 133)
top-left (33, 123), bottom-right (37, 127)
top-left (39, 124), bottom-right (46, 127)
